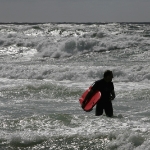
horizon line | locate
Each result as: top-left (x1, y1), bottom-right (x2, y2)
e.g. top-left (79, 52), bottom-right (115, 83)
top-left (0, 22), bottom-right (150, 25)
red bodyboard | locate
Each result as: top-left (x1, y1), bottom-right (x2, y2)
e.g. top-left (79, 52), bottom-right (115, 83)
top-left (79, 86), bottom-right (101, 112)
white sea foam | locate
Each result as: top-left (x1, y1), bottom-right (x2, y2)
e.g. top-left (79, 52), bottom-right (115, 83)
top-left (0, 23), bottom-right (150, 60)
top-left (0, 23), bottom-right (150, 149)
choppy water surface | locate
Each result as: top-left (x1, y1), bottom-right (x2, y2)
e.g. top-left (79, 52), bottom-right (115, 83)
top-left (0, 23), bottom-right (150, 149)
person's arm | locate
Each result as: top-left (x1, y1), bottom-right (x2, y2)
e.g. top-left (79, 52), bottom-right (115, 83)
top-left (82, 89), bottom-right (94, 108)
top-left (85, 89), bottom-right (94, 100)
top-left (110, 90), bottom-right (115, 101)
top-left (82, 82), bottom-right (98, 108)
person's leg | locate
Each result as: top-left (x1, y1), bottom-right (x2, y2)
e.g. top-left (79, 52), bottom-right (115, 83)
top-left (95, 101), bottom-right (103, 116)
top-left (104, 101), bottom-right (113, 117)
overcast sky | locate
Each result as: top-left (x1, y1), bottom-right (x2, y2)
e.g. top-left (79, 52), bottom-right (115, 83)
top-left (0, 0), bottom-right (150, 22)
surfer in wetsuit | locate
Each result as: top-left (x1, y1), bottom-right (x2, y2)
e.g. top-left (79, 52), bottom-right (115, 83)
top-left (83, 70), bottom-right (115, 117)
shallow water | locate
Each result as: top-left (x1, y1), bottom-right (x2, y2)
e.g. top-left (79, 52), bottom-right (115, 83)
top-left (0, 23), bottom-right (150, 149)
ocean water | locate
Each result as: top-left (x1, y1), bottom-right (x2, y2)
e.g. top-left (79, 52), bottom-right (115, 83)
top-left (0, 22), bottom-right (150, 150)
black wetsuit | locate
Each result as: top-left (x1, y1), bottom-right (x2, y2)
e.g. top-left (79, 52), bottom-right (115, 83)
top-left (92, 79), bottom-right (114, 117)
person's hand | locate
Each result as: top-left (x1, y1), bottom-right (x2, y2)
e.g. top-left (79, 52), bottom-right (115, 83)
top-left (109, 95), bottom-right (115, 101)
